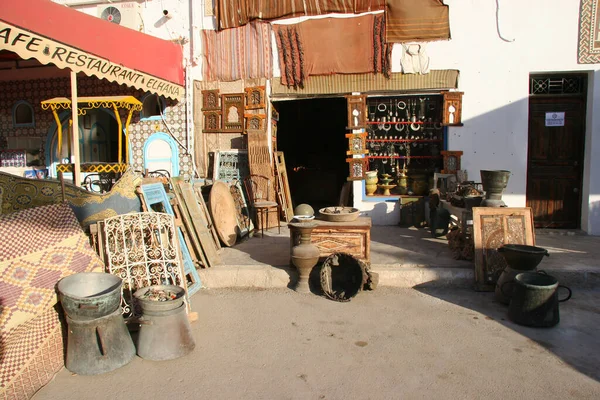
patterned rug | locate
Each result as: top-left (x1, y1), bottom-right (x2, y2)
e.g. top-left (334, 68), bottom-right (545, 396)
top-left (0, 203), bottom-right (104, 399)
top-left (0, 168), bottom-right (141, 228)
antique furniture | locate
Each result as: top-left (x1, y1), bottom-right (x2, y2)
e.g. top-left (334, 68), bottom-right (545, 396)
top-left (244, 174), bottom-right (281, 237)
top-left (291, 216), bottom-right (372, 263)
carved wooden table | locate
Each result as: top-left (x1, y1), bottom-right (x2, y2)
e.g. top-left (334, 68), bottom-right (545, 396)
top-left (290, 217), bottom-right (371, 263)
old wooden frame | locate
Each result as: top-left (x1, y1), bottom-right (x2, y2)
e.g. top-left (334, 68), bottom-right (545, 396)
top-left (192, 181), bottom-right (222, 252)
top-left (203, 111), bottom-right (221, 133)
top-left (213, 149), bottom-right (250, 183)
top-left (346, 157), bottom-right (367, 181)
top-left (346, 133), bottom-right (369, 155)
top-left (244, 86), bottom-right (266, 110)
top-left (346, 94), bottom-right (367, 130)
top-left (275, 151), bottom-right (293, 222)
top-left (472, 207), bottom-right (535, 292)
top-left (244, 113), bottom-right (267, 131)
top-left (201, 89), bottom-right (220, 111)
top-left (441, 91), bottom-right (464, 126)
top-left (174, 178), bottom-right (220, 267)
top-left (221, 93), bottom-right (244, 132)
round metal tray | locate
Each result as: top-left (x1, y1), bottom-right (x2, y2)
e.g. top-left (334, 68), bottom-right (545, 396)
top-left (318, 206), bottom-right (360, 222)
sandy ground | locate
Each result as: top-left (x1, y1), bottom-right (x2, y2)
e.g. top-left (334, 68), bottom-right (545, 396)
top-left (34, 288), bottom-right (600, 400)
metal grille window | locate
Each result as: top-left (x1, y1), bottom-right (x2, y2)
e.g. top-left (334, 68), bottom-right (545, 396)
top-left (530, 75), bottom-right (586, 96)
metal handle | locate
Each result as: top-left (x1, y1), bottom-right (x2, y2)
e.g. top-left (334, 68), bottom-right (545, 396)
top-left (96, 326), bottom-right (107, 357)
top-left (558, 285), bottom-right (572, 302)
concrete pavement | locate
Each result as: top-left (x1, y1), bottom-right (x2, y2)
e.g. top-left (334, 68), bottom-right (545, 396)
top-left (199, 225), bottom-right (600, 290)
top-left (33, 288), bottom-right (600, 400)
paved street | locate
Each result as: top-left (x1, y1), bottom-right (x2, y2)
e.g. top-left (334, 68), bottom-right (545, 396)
top-left (34, 288), bottom-right (600, 400)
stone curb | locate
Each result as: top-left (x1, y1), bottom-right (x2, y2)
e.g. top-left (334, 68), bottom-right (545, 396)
top-left (197, 264), bottom-right (600, 291)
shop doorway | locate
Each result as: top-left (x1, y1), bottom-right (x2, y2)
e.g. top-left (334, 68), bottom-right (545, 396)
top-left (526, 73), bottom-right (587, 229)
top-left (275, 97), bottom-right (348, 211)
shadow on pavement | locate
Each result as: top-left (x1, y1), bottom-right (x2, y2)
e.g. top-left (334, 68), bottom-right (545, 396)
top-left (414, 284), bottom-right (600, 382)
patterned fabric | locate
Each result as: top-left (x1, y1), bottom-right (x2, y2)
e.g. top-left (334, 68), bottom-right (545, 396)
top-left (214, 0), bottom-right (386, 30)
top-left (385, 0), bottom-right (450, 43)
top-left (0, 308), bottom-right (63, 400)
top-left (0, 168), bottom-right (142, 228)
top-left (273, 14), bottom-right (390, 88)
top-left (202, 21), bottom-right (273, 82)
top-left (0, 203), bottom-right (104, 395)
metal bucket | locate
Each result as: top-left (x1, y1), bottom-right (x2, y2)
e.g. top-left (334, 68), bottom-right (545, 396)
top-left (65, 308), bottom-right (135, 375)
top-left (506, 272), bottom-right (571, 328)
top-left (133, 285), bottom-right (185, 315)
top-left (58, 272), bottom-right (122, 320)
top-left (135, 303), bottom-right (196, 361)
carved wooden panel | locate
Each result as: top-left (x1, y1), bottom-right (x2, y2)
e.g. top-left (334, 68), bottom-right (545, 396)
top-left (346, 133), bottom-right (368, 155)
top-left (346, 157), bottom-right (367, 181)
top-left (245, 86), bottom-right (266, 110)
top-left (472, 207), bottom-right (535, 291)
top-left (291, 218), bottom-right (371, 263)
top-left (203, 111), bottom-right (221, 133)
top-left (244, 113), bottom-right (267, 131)
top-left (202, 89), bottom-right (220, 111)
top-left (442, 91), bottom-right (463, 126)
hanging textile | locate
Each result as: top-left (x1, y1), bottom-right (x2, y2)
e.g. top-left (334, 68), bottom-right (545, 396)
top-left (202, 21), bottom-right (273, 82)
top-left (385, 0), bottom-right (450, 43)
top-left (215, 0), bottom-right (386, 30)
top-left (274, 14), bottom-right (390, 88)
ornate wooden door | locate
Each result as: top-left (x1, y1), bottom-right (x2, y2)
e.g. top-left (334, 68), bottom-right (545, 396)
top-left (526, 76), bottom-right (587, 229)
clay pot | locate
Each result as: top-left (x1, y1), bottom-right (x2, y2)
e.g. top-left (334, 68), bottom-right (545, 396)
top-left (289, 222), bottom-right (320, 293)
top-left (480, 170), bottom-right (510, 207)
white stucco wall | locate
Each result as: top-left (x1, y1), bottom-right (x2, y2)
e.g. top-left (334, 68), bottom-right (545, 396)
top-left (351, 0), bottom-right (600, 232)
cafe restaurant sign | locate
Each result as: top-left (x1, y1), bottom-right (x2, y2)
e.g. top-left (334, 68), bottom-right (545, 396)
top-left (0, 21), bottom-right (183, 100)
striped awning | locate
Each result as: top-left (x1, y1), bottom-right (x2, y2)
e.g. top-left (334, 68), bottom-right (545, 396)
top-left (271, 70), bottom-right (459, 97)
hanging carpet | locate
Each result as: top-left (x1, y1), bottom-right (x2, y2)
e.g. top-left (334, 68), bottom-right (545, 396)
top-left (385, 0), bottom-right (450, 43)
top-left (215, 0), bottom-right (386, 30)
top-left (202, 21), bottom-right (273, 82)
top-left (274, 14), bottom-right (390, 88)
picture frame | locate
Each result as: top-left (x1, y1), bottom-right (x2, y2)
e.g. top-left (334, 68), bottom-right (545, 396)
top-left (472, 207), bottom-right (535, 291)
top-left (203, 111), bottom-right (222, 133)
top-left (346, 94), bottom-right (367, 130)
top-left (222, 93), bottom-right (244, 133)
top-left (346, 157), bottom-right (367, 181)
top-left (346, 133), bottom-right (369, 155)
top-left (201, 89), bottom-right (220, 111)
top-left (244, 86), bottom-right (266, 110)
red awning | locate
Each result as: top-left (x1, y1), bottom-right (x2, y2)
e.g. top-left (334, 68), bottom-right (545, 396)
top-left (0, 0), bottom-right (184, 100)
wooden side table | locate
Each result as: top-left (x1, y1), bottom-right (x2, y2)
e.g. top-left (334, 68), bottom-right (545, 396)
top-left (290, 217), bottom-right (371, 263)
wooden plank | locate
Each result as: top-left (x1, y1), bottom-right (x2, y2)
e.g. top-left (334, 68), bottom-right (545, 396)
top-left (193, 181), bottom-right (222, 251)
top-left (171, 195), bottom-right (207, 268)
top-left (275, 151), bottom-right (294, 221)
top-left (178, 180), bottom-right (221, 267)
top-left (472, 207), bottom-right (535, 292)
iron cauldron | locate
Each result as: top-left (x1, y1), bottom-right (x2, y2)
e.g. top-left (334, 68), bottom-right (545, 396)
top-left (504, 272), bottom-right (571, 328)
top-left (58, 272), bottom-right (122, 320)
top-left (498, 244), bottom-right (549, 270)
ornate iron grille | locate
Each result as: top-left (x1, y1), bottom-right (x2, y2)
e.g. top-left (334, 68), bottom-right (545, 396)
top-left (103, 212), bottom-right (186, 318)
top-left (530, 75), bottom-right (586, 95)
